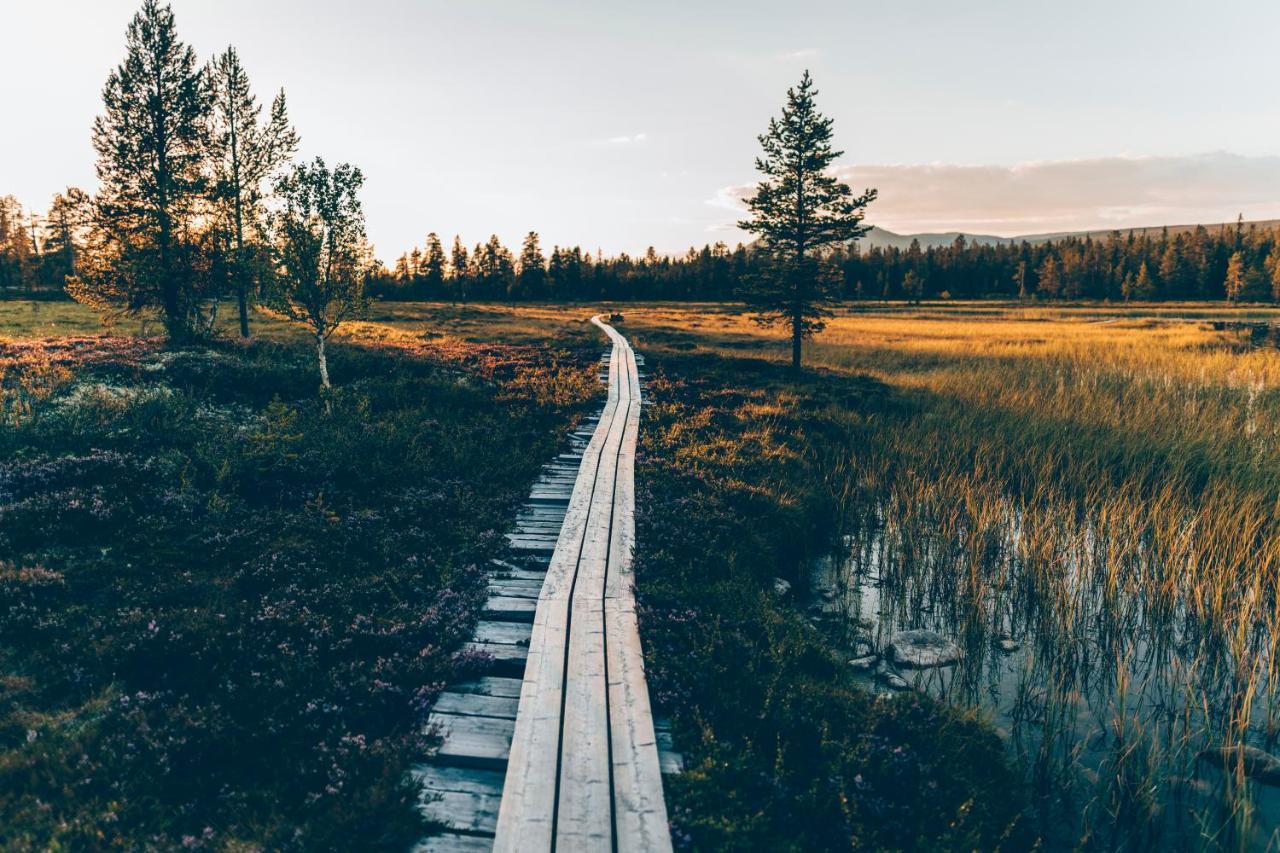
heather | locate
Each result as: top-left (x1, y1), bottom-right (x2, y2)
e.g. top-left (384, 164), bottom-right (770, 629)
top-left (0, 331), bottom-right (597, 850)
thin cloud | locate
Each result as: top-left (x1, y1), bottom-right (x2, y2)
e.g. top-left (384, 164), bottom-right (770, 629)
top-left (606, 132), bottom-right (648, 145)
top-left (776, 47), bottom-right (821, 60)
top-left (711, 152), bottom-right (1280, 236)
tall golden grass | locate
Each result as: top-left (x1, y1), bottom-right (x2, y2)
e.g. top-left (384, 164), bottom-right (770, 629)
top-left (626, 305), bottom-right (1280, 850)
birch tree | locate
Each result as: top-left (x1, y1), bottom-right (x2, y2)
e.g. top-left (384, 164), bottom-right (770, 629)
top-left (269, 158), bottom-right (369, 389)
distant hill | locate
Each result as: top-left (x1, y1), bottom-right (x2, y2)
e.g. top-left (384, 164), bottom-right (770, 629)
top-left (860, 227), bottom-right (1011, 250)
top-left (860, 219), bottom-right (1280, 251)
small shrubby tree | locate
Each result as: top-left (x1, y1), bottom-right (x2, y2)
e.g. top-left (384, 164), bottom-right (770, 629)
top-left (268, 158), bottom-right (370, 388)
top-left (738, 71), bottom-right (876, 371)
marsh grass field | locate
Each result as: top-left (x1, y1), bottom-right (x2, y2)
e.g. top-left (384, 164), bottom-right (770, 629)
top-left (620, 302), bottom-right (1280, 850)
top-left (6, 298), bottom-right (1280, 850)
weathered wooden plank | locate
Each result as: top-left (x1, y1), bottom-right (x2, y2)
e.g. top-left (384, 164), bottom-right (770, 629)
top-left (431, 712), bottom-right (515, 770)
top-left (554, 345), bottom-right (635, 850)
top-left (472, 621), bottom-right (532, 646)
top-left (415, 764), bottom-right (506, 796)
top-left (434, 691), bottom-right (520, 720)
top-left (655, 730), bottom-right (684, 775)
top-left (482, 597), bottom-right (537, 622)
top-left (413, 832), bottom-right (494, 853)
top-left (451, 676), bottom-right (523, 699)
top-left (487, 583), bottom-right (541, 601)
top-left (416, 765), bottom-right (505, 835)
top-left (420, 789), bottom-right (501, 834)
top-left (462, 642), bottom-right (527, 674)
top-left (493, 343), bottom-right (625, 852)
top-left (488, 568), bottom-right (546, 583)
top-left (598, 336), bottom-right (671, 853)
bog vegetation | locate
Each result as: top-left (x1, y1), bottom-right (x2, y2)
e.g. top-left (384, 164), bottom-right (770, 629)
top-left (0, 314), bottom-right (599, 848)
top-left (622, 303), bottom-right (1280, 851)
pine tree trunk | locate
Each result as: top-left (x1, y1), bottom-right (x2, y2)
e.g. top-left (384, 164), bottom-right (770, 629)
top-left (317, 333), bottom-right (331, 389)
top-left (791, 314), bottom-right (802, 372)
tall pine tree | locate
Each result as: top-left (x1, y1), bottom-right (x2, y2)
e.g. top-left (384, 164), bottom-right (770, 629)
top-left (208, 45), bottom-right (299, 337)
top-left (75, 0), bottom-right (212, 340)
top-left (516, 231), bottom-right (547, 299)
top-left (738, 71), bottom-right (876, 370)
top-left (422, 232), bottom-right (447, 295)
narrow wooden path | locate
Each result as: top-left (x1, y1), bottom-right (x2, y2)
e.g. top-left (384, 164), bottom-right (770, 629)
top-left (414, 317), bottom-right (677, 853)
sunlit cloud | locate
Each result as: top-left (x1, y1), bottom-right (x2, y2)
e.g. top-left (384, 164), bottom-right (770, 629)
top-left (606, 132), bottom-right (648, 144)
top-left (711, 152), bottom-right (1280, 236)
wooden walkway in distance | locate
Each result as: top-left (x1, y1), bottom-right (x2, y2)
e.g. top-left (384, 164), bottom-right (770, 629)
top-left (413, 317), bottom-right (677, 853)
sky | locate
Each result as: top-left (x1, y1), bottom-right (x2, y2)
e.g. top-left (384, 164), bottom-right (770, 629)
top-left (5, 0), bottom-right (1280, 259)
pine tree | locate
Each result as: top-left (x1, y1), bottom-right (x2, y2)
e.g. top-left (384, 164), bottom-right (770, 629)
top-left (902, 270), bottom-right (924, 304)
top-left (516, 231), bottom-right (547, 299)
top-left (43, 188), bottom-right (91, 285)
top-left (476, 235), bottom-right (514, 297)
top-left (737, 71), bottom-right (876, 370)
top-left (75, 0), bottom-right (213, 341)
top-left (449, 236), bottom-right (469, 304)
top-left (1037, 257), bottom-right (1060, 298)
top-left (1266, 245), bottom-right (1280, 303)
top-left (208, 45), bottom-right (298, 337)
top-left (268, 158), bottom-right (370, 388)
top-left (1134, 261), bottom-right (1155, 300)
top-left (1224, 251), bottom-right (1245, 302)
top-left (422, 232), bottom-right (447, 295)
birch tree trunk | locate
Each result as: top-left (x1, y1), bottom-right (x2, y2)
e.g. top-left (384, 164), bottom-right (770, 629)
top-left (316, 332), bottom-right (331, 388)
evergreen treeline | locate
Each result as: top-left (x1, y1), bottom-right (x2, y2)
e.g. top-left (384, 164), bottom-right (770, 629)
top-left (376, 219), bottom-right (1280, 304)
top-left (13, 195), bottom-right (1280, 306)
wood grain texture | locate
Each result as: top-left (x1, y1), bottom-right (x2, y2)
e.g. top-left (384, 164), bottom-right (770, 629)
top-left (492, 317), bottom-right (671, 853)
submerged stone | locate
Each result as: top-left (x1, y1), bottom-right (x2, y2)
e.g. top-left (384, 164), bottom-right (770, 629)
top-left (1198, 745), bottom-right (1280, 786)
top-left (772, 578), bottom-right (792, 597)
top-left (848, 654), bottom-right (878, 671)
top-left (887, 629), bottom-right (961, 668)
top-left (875, 660), bottom-right (910, 689)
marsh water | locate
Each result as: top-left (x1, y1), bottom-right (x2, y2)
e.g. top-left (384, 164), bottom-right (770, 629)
top-left (813, 507), bottom-right (1280, 851)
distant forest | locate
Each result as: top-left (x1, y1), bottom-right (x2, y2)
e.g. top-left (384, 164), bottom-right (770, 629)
top-left (5, 189), bottom-right (1280, 304)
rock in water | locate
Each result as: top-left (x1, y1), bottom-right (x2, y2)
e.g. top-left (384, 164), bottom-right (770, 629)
top-left (772, 578), bottom-right (792, 597)
top-left (848, 654), bottom-right (878, 672)
top-left (1198, 745), bottom-right (1280, 786)
top-left (876, 665), bottom-right (909, 690)
top-left (887, 630), bottom-right (961, 668)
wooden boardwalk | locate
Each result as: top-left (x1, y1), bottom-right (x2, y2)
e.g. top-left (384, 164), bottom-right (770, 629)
top-left (414, 317), bottom-right (677, 853)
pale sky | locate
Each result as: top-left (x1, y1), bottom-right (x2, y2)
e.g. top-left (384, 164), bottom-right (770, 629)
top-left (6, 0), bottom-right (1280, 259)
